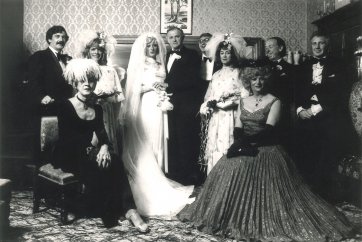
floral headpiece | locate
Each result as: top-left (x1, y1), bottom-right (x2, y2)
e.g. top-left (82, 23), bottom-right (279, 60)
top-left (97, 31), bottom-right (106, 48)
top-left (205, 33), bottom-right (247, 61)
top-left (74, 30), bottom-right (117, 61)
top-left (221, 33), bottom-right (233, 51)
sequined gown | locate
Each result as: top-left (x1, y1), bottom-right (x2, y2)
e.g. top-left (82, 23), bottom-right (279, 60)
top-left (178, 98), bottom-right (352, 241)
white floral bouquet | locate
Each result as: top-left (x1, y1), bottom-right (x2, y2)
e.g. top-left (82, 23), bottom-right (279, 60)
top-left (200, 91), bottom-right (242, 116)
top-left (156, 90), bottom-right (173, 111)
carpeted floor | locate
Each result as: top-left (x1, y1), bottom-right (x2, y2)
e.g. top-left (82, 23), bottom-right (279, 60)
top-left (1, 190), bottom-right (362, 242)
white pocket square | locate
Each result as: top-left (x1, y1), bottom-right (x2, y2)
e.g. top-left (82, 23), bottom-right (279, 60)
top-left (328, 74), bottom-right (335, 78)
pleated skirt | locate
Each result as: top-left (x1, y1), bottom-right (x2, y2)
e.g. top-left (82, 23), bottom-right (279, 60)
top-left (178, 145), bottom-right (353, 241)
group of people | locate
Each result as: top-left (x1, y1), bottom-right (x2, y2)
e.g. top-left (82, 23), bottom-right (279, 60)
top-left (25, 24), bottom-right (358, 241)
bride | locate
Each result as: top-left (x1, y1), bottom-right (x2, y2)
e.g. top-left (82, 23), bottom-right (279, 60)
top-left (121, 32), bottom-right (194, 218)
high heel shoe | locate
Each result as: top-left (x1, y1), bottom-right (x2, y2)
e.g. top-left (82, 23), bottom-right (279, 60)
top-left (125, 209), bottom-right (149, 233)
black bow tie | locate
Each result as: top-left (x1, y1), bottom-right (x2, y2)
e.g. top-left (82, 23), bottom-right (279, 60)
top-left (170, 50), bottom-right (181, 55)
top-left (311, 57), bottom-right (326, 65)
top-left (203, 57), bottom-right (212, 62)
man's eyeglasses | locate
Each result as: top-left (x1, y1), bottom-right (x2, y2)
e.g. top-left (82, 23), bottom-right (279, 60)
top-left (199, 38), bottom-right (210, 44)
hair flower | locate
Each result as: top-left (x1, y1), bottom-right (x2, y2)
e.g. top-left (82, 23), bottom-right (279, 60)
top-left (97, 32), bottom-right (106, 48)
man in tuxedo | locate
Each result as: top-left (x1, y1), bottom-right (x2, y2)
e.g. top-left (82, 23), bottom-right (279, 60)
top-left (265, 37), bottom-right (295, 154)
top-left (198, 33), bottom-right (214, 97)
top-left (265, 37), bottom-right (295, 106)
top-left (27, 25), bottom-right (73, 162)
top-left (295, 31), bottom-right (354, 202)
top-left (165, 26), bottom-right (203, 185)
top-left (27, 25), bottom-right (73, 116)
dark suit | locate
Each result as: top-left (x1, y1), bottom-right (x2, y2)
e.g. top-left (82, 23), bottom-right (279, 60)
top-left (295, 56), bottom-right (356, 201)
top-left (27, 47), bottom-right (73, 163)
top-left (165, 46), bottom-right (203, 185)
top-left (27, 48), bottom-right (73, 115)
top-left (268, 59), bottom-right (296, 154)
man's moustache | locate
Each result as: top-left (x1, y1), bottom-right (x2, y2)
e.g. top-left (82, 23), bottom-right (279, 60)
top-left (56, 42), bottom-right (65, 45)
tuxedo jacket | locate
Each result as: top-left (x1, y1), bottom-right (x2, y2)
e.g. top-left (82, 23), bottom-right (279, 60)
top-left (27, 48), bottom-right (73, 105)
top-left (295, 56), bottom-right (349, 118)
top-left (165, 46), bottom-right (202, 106)
top-left (269, 59), bottom-right (295, 106)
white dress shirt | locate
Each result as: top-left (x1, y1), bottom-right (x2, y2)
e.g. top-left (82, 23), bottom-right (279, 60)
top-left (200, 54), bottom-right (214, 81)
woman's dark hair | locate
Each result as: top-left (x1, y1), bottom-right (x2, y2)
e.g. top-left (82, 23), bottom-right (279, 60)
top-left (240, 65), bottom-right (272, 94)
top-left (84, 38), bottom-right (107, 65)
top-left (46, 25), bottom-right (69, 44)
top-left (214, 41), bottom-right (239, 70)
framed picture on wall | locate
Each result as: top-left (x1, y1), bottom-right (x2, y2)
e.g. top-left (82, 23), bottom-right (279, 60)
top-left (160, 0), bottom-right (193, 35)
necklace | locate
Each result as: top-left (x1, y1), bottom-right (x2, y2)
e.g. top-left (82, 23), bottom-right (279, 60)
top-left (255, 96), bottom-right (263, 107)
top-left (76, 95), bottom-right (88, 110)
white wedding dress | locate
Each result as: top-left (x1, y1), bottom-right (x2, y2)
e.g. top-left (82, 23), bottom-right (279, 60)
top-left (122, 55), bottom-right (194, 219)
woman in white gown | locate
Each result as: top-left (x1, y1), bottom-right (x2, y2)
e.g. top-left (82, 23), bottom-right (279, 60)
top-left (121, 33), bottom-right (194, 218)
top-left (200, 33), bottom-right (249, 174)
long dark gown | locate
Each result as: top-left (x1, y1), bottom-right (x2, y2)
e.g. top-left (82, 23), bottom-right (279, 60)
top-left (178, 98), bottom-right (353, 241)
top-left (52, 100), bottom-right (135, 225)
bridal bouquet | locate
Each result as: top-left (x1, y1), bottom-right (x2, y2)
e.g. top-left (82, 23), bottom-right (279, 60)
top-left (200, 91), bottom-right (241, 116)
top-left (156, 90), bottom-right (173, 111)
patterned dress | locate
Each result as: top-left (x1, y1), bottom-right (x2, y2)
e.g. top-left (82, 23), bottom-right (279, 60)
top-left (201, 66), bottom-right (249, 174)
top-left (178, 98), bottom-right (352, 241)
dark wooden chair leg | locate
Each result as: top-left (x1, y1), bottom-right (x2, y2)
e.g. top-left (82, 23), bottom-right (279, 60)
top-left (60, 188), bottom-right (68, 224)
top-left (32, 176), bottom-right (40, 213)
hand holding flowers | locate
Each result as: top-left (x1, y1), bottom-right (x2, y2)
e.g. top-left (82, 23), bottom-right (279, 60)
top-left (152, 82), bottom-right (168, 91)
top-left (155, 89), bottom-right (173, 111)
top-left (200, 91), bottom-right (241, 116)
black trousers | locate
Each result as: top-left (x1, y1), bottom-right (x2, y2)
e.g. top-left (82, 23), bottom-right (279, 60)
top-left (78, 151), bottom-right (135, 224)
top-left (167, 100), bottom-right (203, 185)
top-left (294, 114), bottom-right (354, 202)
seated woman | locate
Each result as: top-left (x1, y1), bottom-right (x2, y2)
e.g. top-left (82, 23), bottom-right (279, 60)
top-left (75, 30), bottom-right (125, 156)
top-left (178, 65), bottom-right (353, 241)
top-left (199, 33), bottom-right (249, 174)
top-left (51, 58), bottom-right (148, 232)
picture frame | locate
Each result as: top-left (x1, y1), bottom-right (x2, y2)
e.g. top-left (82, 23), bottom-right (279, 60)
top-left (160, 0), bottom-right (193, 35)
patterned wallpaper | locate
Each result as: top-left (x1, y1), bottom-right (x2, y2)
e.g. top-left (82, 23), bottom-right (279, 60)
top-left (24, 0), bottom-right (308, 57)
top-left (306, 0), bottom-right (323, 52)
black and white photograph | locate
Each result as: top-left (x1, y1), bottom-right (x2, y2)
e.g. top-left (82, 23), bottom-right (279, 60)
top-left (0, 0), bottom-right (361, 241)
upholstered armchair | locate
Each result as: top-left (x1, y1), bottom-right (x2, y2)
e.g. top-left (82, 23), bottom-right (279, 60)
top-left (33, 116), bottom-right (78, 224)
